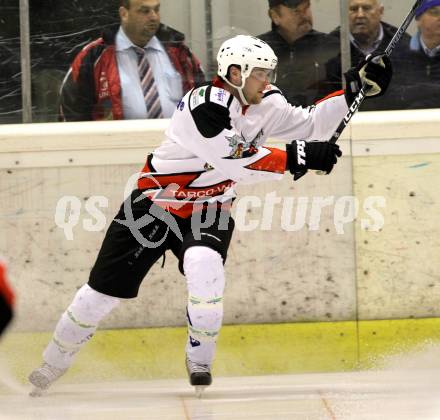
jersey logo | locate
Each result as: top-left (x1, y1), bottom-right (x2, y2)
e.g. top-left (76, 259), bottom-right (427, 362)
top-left (210, 88), bottom-right (229, 107)
top-left (190, 87), bottom-right (207, 110)
top-left (189, 336), bottom-right (201, 347)
top-left (296, 140), bottom-right (306, 165)
top-left (177, 99), bottom-right (185, 111)
top-left (139, 173), bottom-right (234, 202)
top-left (224, 129), bottom-right (264, 159)
top-left (98, 71), bottom-right (110, 99)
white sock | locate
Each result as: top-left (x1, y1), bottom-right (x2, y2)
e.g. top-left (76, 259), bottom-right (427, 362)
top-left (43, 284), bottom-right (120, 369)
top-left (183, 246), bottom-right (225, 366)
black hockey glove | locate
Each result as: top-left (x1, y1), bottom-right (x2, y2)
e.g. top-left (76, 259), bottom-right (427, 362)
top-left (344, 53), bottom-right (393, 104)
top-left (286, 140), bottom-right (342, 181)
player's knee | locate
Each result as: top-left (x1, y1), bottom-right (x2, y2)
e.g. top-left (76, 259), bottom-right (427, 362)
top-left (69, 284), bottom-right (120, 326)
top-left (183, 246), bottom-right (223, 274)
top-left (183, 246), bottom-right (225, 297)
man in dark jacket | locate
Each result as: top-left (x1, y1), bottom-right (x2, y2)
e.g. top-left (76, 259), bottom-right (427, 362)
top-left (398, 0), bottom-right (440, 109)
top-left (258, 0), bottom-right (340, 107)
top-left (325, 0), bottom-right (411, 111)
top-left (60, 0), bottom-right (205, 121)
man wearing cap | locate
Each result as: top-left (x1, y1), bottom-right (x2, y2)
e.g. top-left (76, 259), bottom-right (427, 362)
top-left (324, 0), bottom-right (411, 110)
top-left (398, 0), bottom-right (440, 108)
top-left (258, 0), bottom-right (340, 106)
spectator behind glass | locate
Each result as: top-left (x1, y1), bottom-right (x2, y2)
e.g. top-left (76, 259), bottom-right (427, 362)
top-left (399, 1), bottom-right (440, 109)
top-left (59, 0), bottom-right (205, 121)
top-left (258, 0), bottom-right (340, 107)
top-left (325, 0), bottom-right (411, 111)
top-left (30, 0), bottom-right (119, 123)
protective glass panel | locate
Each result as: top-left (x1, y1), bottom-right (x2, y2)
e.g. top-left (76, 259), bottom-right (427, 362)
top-left (0, 1), bottom-right (21, 124)
top-left (29, 1), bottom-right (119, 122)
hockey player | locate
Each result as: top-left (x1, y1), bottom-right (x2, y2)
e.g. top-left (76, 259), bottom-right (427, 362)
top-left (29, 35), bottom-right (391, 396)
top-left (0, 259), bottom-right (14, 338)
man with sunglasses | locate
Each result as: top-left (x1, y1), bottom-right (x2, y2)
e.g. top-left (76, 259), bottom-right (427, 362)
top-left (258, 0), bottom-right (341, 106)
top-left (29, 35), bottom-right (391, 397)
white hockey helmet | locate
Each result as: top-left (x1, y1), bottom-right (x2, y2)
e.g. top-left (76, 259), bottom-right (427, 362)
top-left (217, 35), bottom-right (278, 104)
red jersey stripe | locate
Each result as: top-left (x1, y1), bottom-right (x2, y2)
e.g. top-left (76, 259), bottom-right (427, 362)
top-left (138, 173), bottom-right (201, 190)
top-left (315, 90), bottom-right (345, 105)
top-left (245, 147), bottom-right (286, 174)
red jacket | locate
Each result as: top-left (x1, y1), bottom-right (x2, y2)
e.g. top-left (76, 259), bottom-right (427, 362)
top-left (59, 24), bottom-right (205, 121)
top-left (0, 259), bottom-right (14, 336)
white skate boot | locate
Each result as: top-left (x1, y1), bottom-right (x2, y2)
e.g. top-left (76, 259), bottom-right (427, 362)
top-left (186, 357), bottom-right (212, 398)
top-left (28, 362), bottom-right (67, 397)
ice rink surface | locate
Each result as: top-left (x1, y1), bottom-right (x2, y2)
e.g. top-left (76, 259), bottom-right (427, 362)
top-left (1, 367), bottom-right (440, 420)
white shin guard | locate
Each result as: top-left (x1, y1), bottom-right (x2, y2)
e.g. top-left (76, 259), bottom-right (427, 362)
top-left (183, 246), bottom-right (225, 366)
top-left (43, 284), bottom-right (120, 369)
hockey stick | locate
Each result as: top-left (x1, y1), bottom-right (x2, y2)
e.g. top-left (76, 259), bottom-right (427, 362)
top-left (303, 0), bottom-right (423, 179)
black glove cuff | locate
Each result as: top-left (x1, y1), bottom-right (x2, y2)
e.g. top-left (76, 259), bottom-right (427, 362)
top-left (286, 141), bottom-right (308, 181)
top-left (344, 68), bottom-right (361, 105)
top-left (285, 143), bottom-right (294, 172)
top-left (286, 141), bottom-right (307, 174)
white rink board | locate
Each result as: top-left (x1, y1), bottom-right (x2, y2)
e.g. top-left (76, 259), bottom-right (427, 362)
top-left (0, 109), bottom-right (439, 331)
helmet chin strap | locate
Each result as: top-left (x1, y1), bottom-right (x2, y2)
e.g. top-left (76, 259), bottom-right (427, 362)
top-left (223, 78), bottom-right (249, 106)
top-left (237, 88), bottom-right (249, 106)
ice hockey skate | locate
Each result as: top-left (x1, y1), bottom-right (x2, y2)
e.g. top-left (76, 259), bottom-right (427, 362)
top-left (28, 362), bottom-right (67, 397)
top-left (186, 357), bottom-right (212, 397)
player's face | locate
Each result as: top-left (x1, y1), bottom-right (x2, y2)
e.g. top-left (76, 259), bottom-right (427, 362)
top-left (120, 0), bottom-right (161, 47)
top-left (417, 7), bottom-right (440, 45)
top-left (243, 68), bottom-right (273, 105)
top-left (271, 1), bottom-right (313, 39)
top-left (349, 0), bottom-right (384, 41)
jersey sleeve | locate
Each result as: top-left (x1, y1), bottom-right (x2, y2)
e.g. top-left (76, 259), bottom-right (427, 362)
top-left (169, 86), bottom-right (287, 185)
top-left (262, 88), bottom-right (349, 142)
top-left (59, 40), bottom-right (102, 122)
top-left (0, 259), bottom-right (14, 336)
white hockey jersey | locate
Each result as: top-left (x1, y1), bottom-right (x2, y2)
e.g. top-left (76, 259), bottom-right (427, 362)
top-left (138, 79), bottom-right (348, 218)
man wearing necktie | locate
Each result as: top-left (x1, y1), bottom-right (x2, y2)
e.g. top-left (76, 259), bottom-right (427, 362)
top-left (59, 0), bottom-right (205, 121)
top-left (133, 45), bottom-right (163, 119)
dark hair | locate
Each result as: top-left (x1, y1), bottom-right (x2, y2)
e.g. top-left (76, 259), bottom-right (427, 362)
top-left (223, 64), bottom-right (242, 82)
top-left (120, 0), bottom-right (130, 8)
top-left (269, 0), bottom-right (304, 8)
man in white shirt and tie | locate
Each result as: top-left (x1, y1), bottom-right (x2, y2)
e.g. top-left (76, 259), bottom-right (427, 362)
top-left (59, 0), bottom-right (205, 121)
